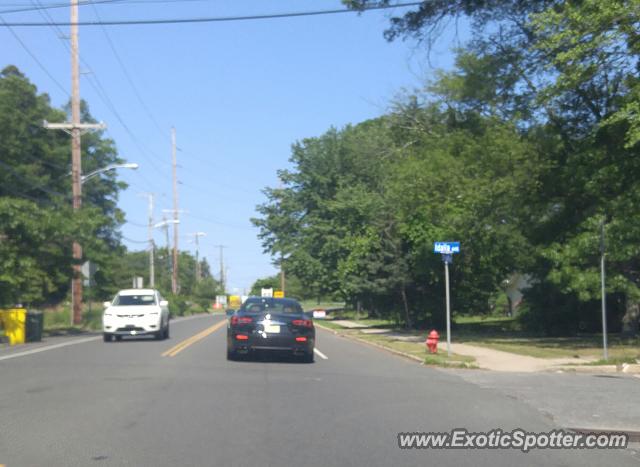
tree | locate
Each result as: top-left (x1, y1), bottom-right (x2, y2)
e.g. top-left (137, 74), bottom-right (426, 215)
top-left (343, 0), bottom-right (640, 335)
top-left (0, 66), bottom-right (126, 307)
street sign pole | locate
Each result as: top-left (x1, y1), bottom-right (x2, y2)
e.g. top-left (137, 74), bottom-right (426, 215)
top-left (434, 242), bottom-right (459, 358)
top-left (600, 220), bottom-right (608, 361)
top-left (444, 255), bottom-right (452, 357)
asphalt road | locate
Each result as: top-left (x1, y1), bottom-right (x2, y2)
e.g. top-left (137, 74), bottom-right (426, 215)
top-left (1, 314), bottom-right (638, 467)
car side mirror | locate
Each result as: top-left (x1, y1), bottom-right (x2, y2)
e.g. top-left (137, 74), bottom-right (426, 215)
top-left (103, 301), bottom-right (111, 308)
top-left (159, 300), bottom-right (169, 307)
top-left (225, 309), bottom-right (235, 317)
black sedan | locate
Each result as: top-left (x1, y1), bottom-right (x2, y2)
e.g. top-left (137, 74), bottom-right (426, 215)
top-left (227, 297), bottom-right (315, 362)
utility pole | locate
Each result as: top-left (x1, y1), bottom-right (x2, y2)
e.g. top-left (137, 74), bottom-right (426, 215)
top-left (139, 193), bottom-right (155, 288)
top-left (171, 127), bottom-right (179, 295)
top-left (43, 0), bottom-right (105, 325)
top-left (214, 245), bottom-right (226, 293)
top-left (162, 214), bottom-right (171, 271)
top-left (280, 255), bottom-right (286, 295)
top-left (153, 217), bottom-right (179, 289)
top-left (190, 232), bottom-right (206, 281)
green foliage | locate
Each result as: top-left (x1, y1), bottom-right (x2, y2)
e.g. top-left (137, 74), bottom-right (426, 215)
top-left (256, 0), bottom-right (640, 335)
top-left (249, 275), bottom-right (280, 296)
top-left (0, 198), bottom-right (72, 305)
top-left (254, 108), bottom-right (538, 327)
top-left (100, 248), bottom-right (221, 315)
top-left (192, 276), bottom-right (219, 309)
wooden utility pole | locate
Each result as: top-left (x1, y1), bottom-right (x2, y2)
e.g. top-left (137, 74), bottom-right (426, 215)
top-left (280, 256), bottom-right (286, 296)
top-left (44, 0), bottom-right (105, 325)
top-left (214, 245), bottom-right (226, 293)
top-left (140, 193), bottom-right (155, 288)
top-left (70, 0), bottom-right (82, 325)
top-left (171, 127), bottom-right (179, 294)
top-left (163, 214), bottom-right (171, 271)
top-left (190, 232), bottom-right (206, 282)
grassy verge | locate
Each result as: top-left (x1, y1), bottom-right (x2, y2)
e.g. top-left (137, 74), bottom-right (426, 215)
top-left (317, 314), bottom-right (639, 365)
top-left (41, 301), bottom-right (213, 335)
top-left (43, 304), bottom-right (103, 334)
top-left (448, 315), bottom-right (640, 362)
top-left (315, 321), bottom-right (477, 369)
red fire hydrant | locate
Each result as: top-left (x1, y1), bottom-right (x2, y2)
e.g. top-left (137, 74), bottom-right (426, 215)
top-left (426, 329), bottom-right (440, 354)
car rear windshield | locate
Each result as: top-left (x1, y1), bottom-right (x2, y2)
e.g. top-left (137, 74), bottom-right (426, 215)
top-left (241, 299), bottom-right (302, 314)
top-left (113, 294), bottom-right (156, 306)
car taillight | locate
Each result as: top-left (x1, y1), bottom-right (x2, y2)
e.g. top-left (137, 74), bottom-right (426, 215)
top-left (230, 316), bottom-right (253, 326)
top-left (235, 334), bottom-right (249, 340)
top-left (292, 319), bottom-right (313, 328)
top-left (295, 336), bottom-right (307, 342)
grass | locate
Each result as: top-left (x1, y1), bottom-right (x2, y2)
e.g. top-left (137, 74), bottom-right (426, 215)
top-left (581, 356), bottom-right (640, 366)
top-left (315, 320), bottom-right (478, 369)
top-left (40, 301), bottom-right (213, 335)
top-left (299, 301), bottom-right (345, 312)
top-left (317, 313), bottom-right (640, 364)
top-left (357, 333), bottom-right (477, 368)
top-left (479, 339), bottom-right (639, 362)
top-left (42, 303), bottom-right (103, 334)
top-left (446, 315), bottom-right (639, 362)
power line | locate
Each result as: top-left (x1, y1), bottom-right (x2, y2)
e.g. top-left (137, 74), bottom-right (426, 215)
top-left (124, 219), bottom-right (148, 228)
top-left (89, 1), bottom-right (168, 140)
top-left (0, 15), bottom-right (69, 95)
top-left (185, 212), bottom-right (255, 231)
top-left (0, 3), bottom-right (424, 27)
top-left (21, 0), bottom-right (169, 195)
top-left (0, 0), bottom-right (215, 14)
top-left (122, 235), bottom-right (149, 244)
top-left (0, 0), bottom-right (128, 16)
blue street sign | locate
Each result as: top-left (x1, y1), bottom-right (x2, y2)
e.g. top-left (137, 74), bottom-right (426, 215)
top-left (434, 242), bottom-right (461, 254)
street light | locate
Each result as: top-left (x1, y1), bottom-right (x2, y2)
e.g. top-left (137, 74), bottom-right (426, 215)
top-left (154, 219), bottom-right (180, 282)
top-left (81, 163), bottom-right (139, 184)
top-left (188, 232), bottom-right (207, 281)
top-left (153, 219), bottom-right (180, 229)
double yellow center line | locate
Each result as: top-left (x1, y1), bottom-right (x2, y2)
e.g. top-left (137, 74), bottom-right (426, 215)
top-left (162, 319), bottom-right (227, 357)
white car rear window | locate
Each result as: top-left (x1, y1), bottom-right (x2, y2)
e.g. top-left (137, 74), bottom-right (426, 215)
top-left (113, 295), bottom-right (156, 306)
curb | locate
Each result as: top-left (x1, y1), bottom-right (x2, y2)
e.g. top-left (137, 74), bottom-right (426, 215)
top-left (553, 364), bottom-right (640, 375)
top-left (315, 322), bottom-right (425, 364)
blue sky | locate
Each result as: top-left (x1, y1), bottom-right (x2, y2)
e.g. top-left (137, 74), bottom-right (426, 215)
top-left (1, 0), bottom-right (467, 293)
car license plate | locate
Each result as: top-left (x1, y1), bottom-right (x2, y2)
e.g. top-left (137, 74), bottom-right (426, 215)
top-left (264, 324), bottom-right (280, 334)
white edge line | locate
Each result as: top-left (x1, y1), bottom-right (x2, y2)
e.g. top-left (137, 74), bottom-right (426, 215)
top-left (314, 348), bottom-right (328, 360)
top-left (0, 314), bottom-right (223, 362)
top-left (0, 336), bottom-right (100, 362)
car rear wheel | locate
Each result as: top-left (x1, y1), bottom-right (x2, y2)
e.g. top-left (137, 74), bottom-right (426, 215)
top-left (227, 347), bottom-right (236, 361)
top-left (164, 323), bottom-right (170, 339)
top-left (103, 333), bottom-right (112, 342)
top-left (301, 350), bottom-right (314, 363)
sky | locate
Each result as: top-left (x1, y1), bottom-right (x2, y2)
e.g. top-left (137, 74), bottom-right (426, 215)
top-left (1, 0), bottom-right (467, 294)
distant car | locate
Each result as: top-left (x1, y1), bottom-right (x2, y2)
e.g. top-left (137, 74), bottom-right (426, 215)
top-left (227, 297), bottom-right (315, 362)
top-left (102, 289), bottom-right (170, 342)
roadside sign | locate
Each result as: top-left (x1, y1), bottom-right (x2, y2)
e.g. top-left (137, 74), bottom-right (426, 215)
top-left (274, 290), bottom-right (284, 298)
top-left (229, 295), bottom-right (242, 308)
top-left (433, 241), bottom-right (460, 358)
top-left (261, 288), bottom-right (273, 298)
top-left (216, 295), bottom-right (228, 306)
top-left (433, 242), bottom-right (460, 254)
top-left (81, 260), bottom-right (98, 279)
top-left (312, 309), bottom-right (326, 319)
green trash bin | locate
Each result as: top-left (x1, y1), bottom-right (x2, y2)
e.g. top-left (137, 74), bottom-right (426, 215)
top-left (25, 310), bottom-right (44, 342)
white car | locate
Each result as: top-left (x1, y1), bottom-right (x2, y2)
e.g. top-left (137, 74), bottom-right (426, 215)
top-left (102, 289), bottom-right (170, 342)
